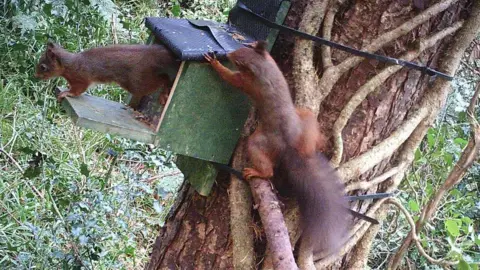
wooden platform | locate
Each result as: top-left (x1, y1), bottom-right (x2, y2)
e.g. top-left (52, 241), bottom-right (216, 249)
top-left (55, 88), bottom-right (157, 144)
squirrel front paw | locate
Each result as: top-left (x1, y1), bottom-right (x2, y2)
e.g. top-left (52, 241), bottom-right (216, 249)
top-left (57, 91), bottom-right (71, 102)
top-left (242, 168), bottom-right (273, 181)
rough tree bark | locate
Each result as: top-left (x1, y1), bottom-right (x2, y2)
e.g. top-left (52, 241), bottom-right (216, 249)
top-left (147, 0), bottom-right (476, 269)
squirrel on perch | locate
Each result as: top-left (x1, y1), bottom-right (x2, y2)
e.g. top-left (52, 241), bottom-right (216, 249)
top-left (205, 41), bottom-right (350, 255)
top-left (35, 42), bottom-right (179, 109)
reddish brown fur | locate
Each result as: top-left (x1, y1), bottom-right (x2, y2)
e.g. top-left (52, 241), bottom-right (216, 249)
top-left (205, 42), bottom-right (350, 255)
top-left (35, 42), bottom-right (179, 109)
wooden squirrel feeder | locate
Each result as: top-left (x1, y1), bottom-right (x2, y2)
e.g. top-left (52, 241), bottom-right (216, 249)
top-left (58, 0), bottom-right (291, 195)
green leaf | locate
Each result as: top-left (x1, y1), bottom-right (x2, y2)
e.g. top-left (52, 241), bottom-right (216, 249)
top-left (427, 132), bottom-right (435, 147)
top-left (408, 200), bottom-right (420, 212)
top-left (24, 166), bottom-right (41, 179)
top-left (18, 146), bottom-right (36, 154)
top-left (445, 219), bottom-right (460, 237)
top-left (454, 138), bottom-right (468, 148)
top-left (414, 148), bottom-right (422, 161)
top-left (80, 163), bottom-right (89, 177)
top-left (124, 245), bottom-right (135, 256)
top-left (171, 4), bottom-right (181, 16)
top-left (43, 3), bottom-right (53, 16)
top-left (462, 217), bottom-right (472, 226)
top-left (444, 153), bottom-right (453, 166)
top-left (457, 260), bottom-right (470, 270)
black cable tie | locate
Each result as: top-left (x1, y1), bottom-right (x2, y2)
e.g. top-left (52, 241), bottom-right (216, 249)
top-left (236, 2), bottom-right (454, 81)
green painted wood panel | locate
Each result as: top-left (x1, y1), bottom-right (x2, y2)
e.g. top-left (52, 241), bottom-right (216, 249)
top-left (175, 155), bottom-right (217, 196)
top-left (155, 61), bottom-right (250, 164)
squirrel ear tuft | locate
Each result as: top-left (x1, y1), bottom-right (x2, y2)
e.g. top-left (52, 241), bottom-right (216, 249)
top-left (46, 47), bottom-right (56, 61)
top-left (254, 41), bottom-right (268, 54)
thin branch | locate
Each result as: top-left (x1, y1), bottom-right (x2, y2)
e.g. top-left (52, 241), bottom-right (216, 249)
top-left (315, 0), bottom-right (459, 109)
top-left (385, 198), bottom-right (458, 266)
top-left (292, 0), bottom-right (330, 112)
top-left (345, 163), bottom-right (405, 192)
top-left (331, 22), bottom-right (464, 166)
top-left (249, 177), bottom-right (298, 270)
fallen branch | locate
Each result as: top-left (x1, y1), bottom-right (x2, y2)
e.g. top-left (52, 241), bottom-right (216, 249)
top-left (389, 82), bottom-right (480, 269)
top-left (249, 177), bottom-right (298, 270)
top-left (330, 22), bottom-right (464, 166)
top-left (385, 198), bottom-right (459, 267)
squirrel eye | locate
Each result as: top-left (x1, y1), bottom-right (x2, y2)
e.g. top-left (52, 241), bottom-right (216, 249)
top-left (40, 64), bottom-right (48, 72)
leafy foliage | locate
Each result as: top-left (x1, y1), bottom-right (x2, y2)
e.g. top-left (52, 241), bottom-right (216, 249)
top-left (369, 49), bottom-right (480, 269)
top-left (0, 0), bottom-right (233, 268)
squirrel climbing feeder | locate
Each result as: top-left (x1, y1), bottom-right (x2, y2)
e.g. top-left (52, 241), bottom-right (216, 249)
top-left (57, 0), bottom-right (291, 195)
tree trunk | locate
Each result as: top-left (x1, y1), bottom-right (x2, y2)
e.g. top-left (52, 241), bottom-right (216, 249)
top-left (147, 0), bottom-right (474, 269)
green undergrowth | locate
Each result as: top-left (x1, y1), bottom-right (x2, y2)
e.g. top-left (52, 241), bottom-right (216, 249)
top-left (0, 0), bottom-right (233, 268)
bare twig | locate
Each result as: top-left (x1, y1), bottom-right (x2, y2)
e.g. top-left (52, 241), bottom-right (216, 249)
top-left (249, 178), bottom-right (298, 270)
top-left (331, 22), bottom-right (464, 166)
top-left (385, 198), bottom-right (458, 267)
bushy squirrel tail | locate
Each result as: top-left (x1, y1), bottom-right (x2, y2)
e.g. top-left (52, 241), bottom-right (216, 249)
top-left (279, 149), bottom-right (350, 254)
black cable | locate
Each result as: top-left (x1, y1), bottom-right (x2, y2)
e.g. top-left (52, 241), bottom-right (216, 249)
top-left (235, 2), bottom-right (454, 81)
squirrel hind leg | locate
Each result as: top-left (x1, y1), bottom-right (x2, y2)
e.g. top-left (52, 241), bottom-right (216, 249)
top-left (243, 129), bottom-right (276, 180)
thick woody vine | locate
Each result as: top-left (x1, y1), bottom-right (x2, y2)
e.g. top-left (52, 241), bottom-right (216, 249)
top-left (227, 0), bottom-right (480, 269)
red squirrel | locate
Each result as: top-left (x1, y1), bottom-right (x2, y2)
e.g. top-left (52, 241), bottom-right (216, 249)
top-left (35, 42), bottom-right (179, 109)
top-left (205, 42), bottom-right (349, 255)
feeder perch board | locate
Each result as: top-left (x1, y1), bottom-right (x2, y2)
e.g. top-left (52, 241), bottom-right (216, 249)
top-left (56, 0), bottom-right (290, 196)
